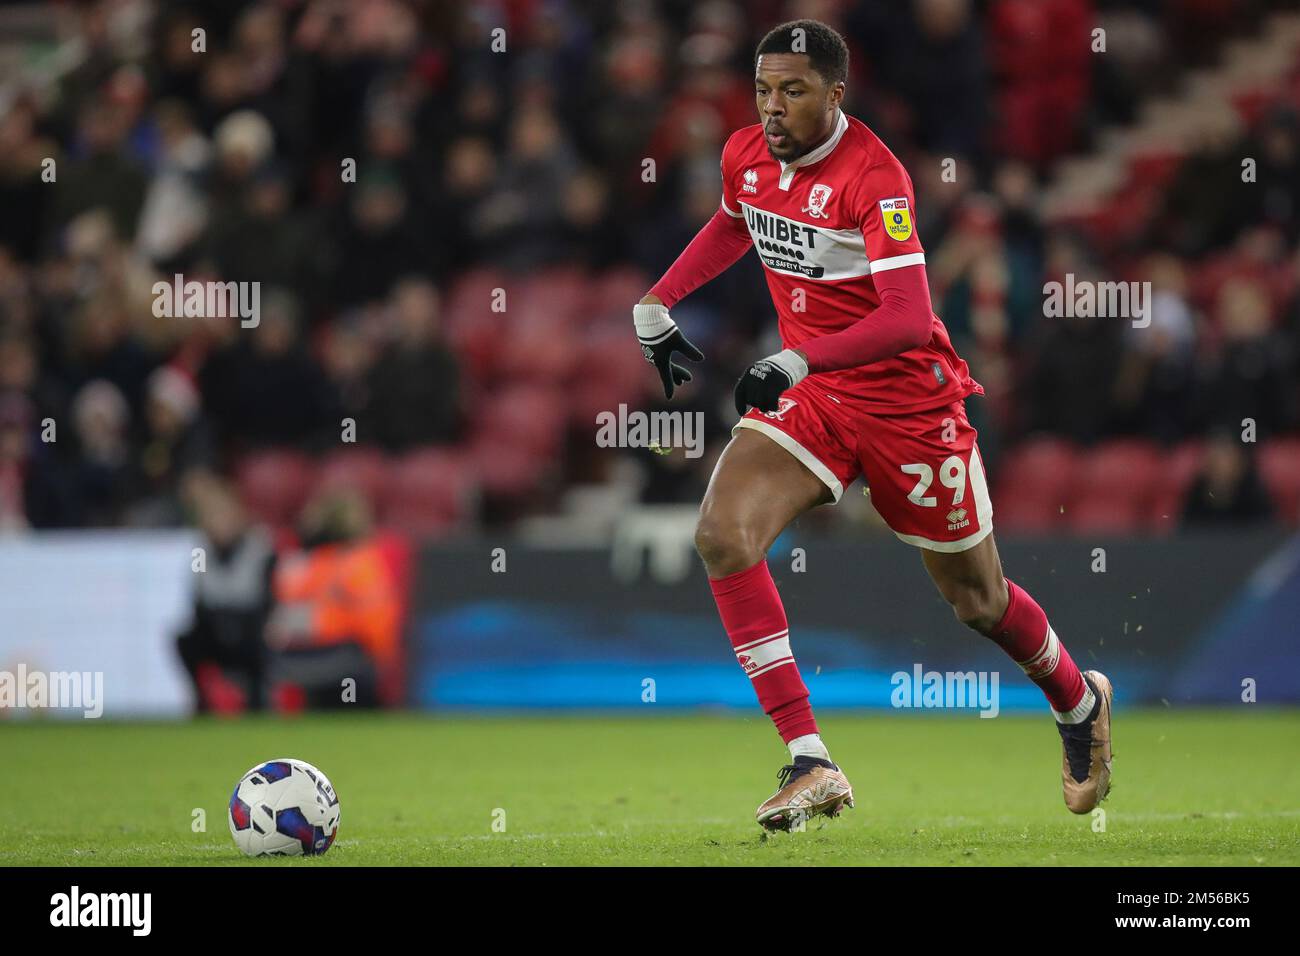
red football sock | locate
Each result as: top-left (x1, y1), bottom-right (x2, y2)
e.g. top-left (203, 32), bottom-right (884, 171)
top-left (708, 557), bottom-right (818, 742)
top-left (988, 578), bottom-right (1089, 718)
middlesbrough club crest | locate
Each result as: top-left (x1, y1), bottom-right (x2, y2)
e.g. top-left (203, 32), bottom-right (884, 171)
top-left (761, 397), bottom-right (798, 421)
top-left (803, 183), bottom-right (833, 219)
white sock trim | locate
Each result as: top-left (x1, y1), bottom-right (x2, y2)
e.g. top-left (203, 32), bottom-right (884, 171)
top-left (1054, 686), bottom-right (1096, 724)
top-left (788, 733), bottom-right (830, 762)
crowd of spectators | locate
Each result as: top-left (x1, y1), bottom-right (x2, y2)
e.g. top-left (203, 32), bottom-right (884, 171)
top-left (0, 0), bottom-right (1297, 535)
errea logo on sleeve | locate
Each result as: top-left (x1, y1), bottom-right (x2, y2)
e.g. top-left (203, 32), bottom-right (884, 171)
top-left (878, 197), bottom-right (913, 241)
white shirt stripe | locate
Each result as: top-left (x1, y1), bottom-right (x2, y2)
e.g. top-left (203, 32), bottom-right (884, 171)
top-left (869, 252), bottom-right (926, 275)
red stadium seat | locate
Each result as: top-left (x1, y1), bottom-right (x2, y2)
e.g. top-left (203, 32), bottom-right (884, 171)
top-left (517, 267), bottom-right (590, 320)
top-left (1142, 441), bottom-right (1205, 533)
top-left (463, 385), bottom-right (568, 499)
top-left (473, 385), bottom-right (569, 455)
top-left (313, 448), bottom-right (392, 511)
top-left (381, 449), bottom-right (478, 537)
top-left (567, 328), bottom-right (658, 424)
top-left (468, 436), bottom-right (554, 498)
top-left (1064, 493), bottom-right (1144, 534)
top-left (994, 436), bottom-right (1079, 507)
top-left (235, 449), bottom-right (314, 527)
top-left (495, 309), bottom-right (582, 383)
top-left (1259, 439), bottom-right (1300, 525)
top-left (1076, 440), bottom-right (1162, 509)
top-left (590, 267), bottom-right (654, 322)
top-left (444, 267), bottom-right (510, 385)
top-left (990, 494), bottom-right (1063, 533)
top-left (1169, 440), bottom-right (1206, 489)
top-left (444, 267), bottom-right (510, 321)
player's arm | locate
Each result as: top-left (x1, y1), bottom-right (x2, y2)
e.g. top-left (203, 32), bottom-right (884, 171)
top-left (734, 163), bottom-right (932, 413)
top-left (731, 267), bottom-right (934, 413)
top-left (635, 136), bottom-right (755, 400)
top-left (796, 264), bottom-right (933, 371)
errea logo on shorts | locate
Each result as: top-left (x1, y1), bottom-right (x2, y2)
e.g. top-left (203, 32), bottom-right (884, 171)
top-left (946, 507), bottom-right (969, 530)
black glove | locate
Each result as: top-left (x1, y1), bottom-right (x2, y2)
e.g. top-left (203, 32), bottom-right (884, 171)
top-left (733, 349), bottom-right (809, 415)
top-left (634, 303), bottom-right (704, 400)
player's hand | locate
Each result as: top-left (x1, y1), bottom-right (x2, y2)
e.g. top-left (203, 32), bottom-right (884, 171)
top-left (634, 299), bottom-right (704, 400)
top-left (733, 349), bottom-right (809, 415)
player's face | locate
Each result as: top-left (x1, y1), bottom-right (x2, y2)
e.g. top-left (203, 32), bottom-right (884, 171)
top-left (754, 53), bottom-right (843, 163)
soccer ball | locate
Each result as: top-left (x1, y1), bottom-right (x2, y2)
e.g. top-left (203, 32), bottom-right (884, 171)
top-left (228, 758), bottom-right (341, 857)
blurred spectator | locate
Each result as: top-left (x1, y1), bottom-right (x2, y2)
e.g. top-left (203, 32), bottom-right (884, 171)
top-left (1248, 108), bottom-right (1300, 247)
top-left (366, 277), bottom-right (463, 450)
top-left (200, 289), bottom-right (332, 450)
top-left (893, 0), bottom-right (992, 162)
top-left (1192, 277), bottom-right (1298, 437)
top-left (125, 364), bottom-right (216, 525)
top-left (1112, 253), bottom-right (1197, 442)
top-left (329, 168), bottom-right (436, 308)
top-left (52, 95), bottom-right (148, 244)
top-left (433, 136), bottom-right (496, 272)
top-left (266, 489), bottom-right (399, 708)
top-left (0, 97), bottom-right (56, 262)
top-left (1181, 429), bottom-right (1276, 527)
top-left (201, 160), bottom-right (316, 291)
top-left (65, 287), bottom-right (155, 415)
top-left (136, 100), bottom-right (212, 266)
top-left (0, 393), bottom-right (72, 531)
top-left (1021, 235), bottom-right (1126, 442)
top-left (68, 379), bottom-right (133, 526)
top-left (476, 107), bottom-right (579, 270)
top-left (175, 476), bottom-right (277, 713)
top-left (321, 316), bottom-right (378, 437)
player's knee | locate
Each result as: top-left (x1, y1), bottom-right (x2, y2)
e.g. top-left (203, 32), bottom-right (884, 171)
top-left (694, 516), bottom-right (761, 576)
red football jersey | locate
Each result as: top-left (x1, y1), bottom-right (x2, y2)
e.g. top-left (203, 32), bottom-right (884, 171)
top-left (721, 110), bottom-right (983, 413)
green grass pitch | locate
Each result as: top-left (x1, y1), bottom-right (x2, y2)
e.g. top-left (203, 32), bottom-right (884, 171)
top-left (2, 710), bottom-right (1297, 866)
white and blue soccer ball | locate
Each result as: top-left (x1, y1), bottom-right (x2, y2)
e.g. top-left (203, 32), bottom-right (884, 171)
top-left (228, 758), bottom-right (340, 857)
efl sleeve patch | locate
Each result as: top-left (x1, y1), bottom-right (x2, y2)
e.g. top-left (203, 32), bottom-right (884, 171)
top-left (878, 197), bottom-right (913, 242)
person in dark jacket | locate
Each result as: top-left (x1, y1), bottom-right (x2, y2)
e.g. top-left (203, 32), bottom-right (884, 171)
top-left (1181, 429), bottom-right (1276, 528)
top-left (175, 477), bottom-right (276, 713)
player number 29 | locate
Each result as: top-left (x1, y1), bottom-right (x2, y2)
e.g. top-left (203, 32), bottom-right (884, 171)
top-left (900, 456), bottom-right (966, 508)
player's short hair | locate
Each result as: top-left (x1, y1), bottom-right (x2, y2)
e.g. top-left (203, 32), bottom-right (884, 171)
top-left (755, 19), bottom-right (849, 88)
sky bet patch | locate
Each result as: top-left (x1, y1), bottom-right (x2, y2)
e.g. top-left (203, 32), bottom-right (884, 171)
top-left (879, 197), bottom-right (913, 241)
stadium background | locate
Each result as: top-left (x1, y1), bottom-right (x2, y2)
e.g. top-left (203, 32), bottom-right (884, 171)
top-left (0, 0), bottom-right (1298, 724)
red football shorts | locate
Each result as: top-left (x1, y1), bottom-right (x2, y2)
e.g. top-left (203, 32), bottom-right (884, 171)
top-left (733, 378), bottom-right (993, 552)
